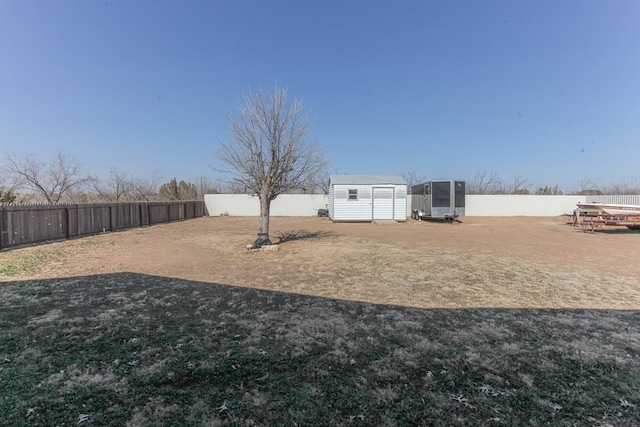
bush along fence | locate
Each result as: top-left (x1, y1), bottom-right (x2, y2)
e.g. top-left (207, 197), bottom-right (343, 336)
top-left (0, 200), bottom-right (206, 250)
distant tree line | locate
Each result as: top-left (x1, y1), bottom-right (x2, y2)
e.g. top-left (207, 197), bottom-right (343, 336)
top-left (459, 170), bottom-right (639, 196)
top-left (403, 169), bottom-right (639, 196)
top-left (3, 151), bottom-right (638, 204)
top-left (0, 151), bottom-right (221, 204)
top-left (1, 150), bottom-right (329, 204)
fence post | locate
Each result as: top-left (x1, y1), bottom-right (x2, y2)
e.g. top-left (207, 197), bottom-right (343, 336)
top-left (0, 205), bottom-right (4, 250)
top-left (110, 204), bottom-right (115, 231)
top-left (65, 205), bottom-right (70, 239)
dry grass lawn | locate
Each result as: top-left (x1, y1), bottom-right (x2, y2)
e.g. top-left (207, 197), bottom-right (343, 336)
top-left (1, 216), bottom-right (639, 426)
top-left (2, 215), bottom-right (639, 309)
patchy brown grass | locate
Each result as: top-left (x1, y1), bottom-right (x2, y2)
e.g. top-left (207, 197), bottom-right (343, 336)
top-left (1, 216), bottom-right (639, 425)
top-left (1, 215), bottom-right (639, 309)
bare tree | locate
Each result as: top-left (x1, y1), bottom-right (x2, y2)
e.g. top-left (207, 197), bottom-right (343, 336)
top-left (604, 178), bottom-right (640, 195)
top-left (468, 170), bottom-right (502, 194)
top-left (305, 167), bottom-right (341, 195)
top-left (4, 151), bottom-right (88, 203)
top-left (576, 176), bottom-right (602, 195)
top-left (313, 174), bottom-right (331, 195)
top-left (90, 168), bottom-right (132, 202)
top-left (402, 169), bottom-right (426, 194)
top-left (130, 174), bottom-right (162, 201)
top-left (195, 176), bottom-right (221, 198)
top-left (299, 168), bottom-right (329, 194)
top-left (510, 173), bottom-right (530, 194)
top-left (224, 179), bottom-right (250, 194)
top-left (217, 84), bottom-right (327, 248)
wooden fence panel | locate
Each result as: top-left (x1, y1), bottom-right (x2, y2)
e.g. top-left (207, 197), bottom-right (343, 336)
top-left (0, 205), bottom-right (67, 248)
top-left (66, 205), bottom-right (79, 238)
top-left (110, 203), bottom-right (143, 231)
top-left (149, 203), bottom-right (169, 224)
top-left (179, 200), bottom-right (203, 218)
top-left (168, 203), bottom-right (183, 222)
top-left (185, 201), bottom-right (195, 219)
top-left (196, 200), bottom-right (206, 217)
top-left (139, 203), bottom-right (151, 227)
top-left (0, 201), bottom-right (204, 250)
top-left (75, 205), bottom-right (112, 236)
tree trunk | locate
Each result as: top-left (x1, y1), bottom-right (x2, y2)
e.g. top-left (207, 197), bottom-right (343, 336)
top-left (252, 196), bottom-right (273, 249)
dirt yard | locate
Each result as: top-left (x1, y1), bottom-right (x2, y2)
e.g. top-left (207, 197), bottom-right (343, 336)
top-left (2, 215), bottom-right (639, 309)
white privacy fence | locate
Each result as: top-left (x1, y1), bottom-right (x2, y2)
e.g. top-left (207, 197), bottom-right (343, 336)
top-left (204, 194), bottom-right (640, 217)
top-left (205, 194), bottom-right (329, 217)
top-left (466, 195), bottom-right (583, 216)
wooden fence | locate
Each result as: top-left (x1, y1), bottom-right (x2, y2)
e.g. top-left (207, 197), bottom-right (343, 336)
top-left (0, 200), bottom-right (206, 250)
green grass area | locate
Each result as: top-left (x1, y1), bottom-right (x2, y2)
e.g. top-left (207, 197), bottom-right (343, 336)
top-left (1, 273), bottom-right (639, 426)
top-left (0, 250), bottom-right (51, 277)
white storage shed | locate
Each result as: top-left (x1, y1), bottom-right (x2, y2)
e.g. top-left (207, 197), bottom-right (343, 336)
top-left (328, 175), bottom-right (407, 222)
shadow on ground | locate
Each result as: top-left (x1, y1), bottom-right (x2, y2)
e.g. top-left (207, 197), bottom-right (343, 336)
top-left (274, 229), bottom-right (335, 244)
top-left (1, 273), bottom-right (638, 426)
top-left (578, 227), bottom-right (640, 234)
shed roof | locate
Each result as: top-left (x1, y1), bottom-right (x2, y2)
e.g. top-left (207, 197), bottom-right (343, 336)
top-left (329, 175), bottom-right (407, 186)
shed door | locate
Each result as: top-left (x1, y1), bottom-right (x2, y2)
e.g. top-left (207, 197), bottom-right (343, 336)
top-left (372, 187), bottom-right (394, 220)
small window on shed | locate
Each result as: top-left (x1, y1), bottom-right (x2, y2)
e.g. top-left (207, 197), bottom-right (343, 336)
top-left (348, 189), bottom-right (358, 200)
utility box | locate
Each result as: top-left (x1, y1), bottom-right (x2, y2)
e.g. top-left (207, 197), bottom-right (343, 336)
top-left (411, 180), bottom-right (465, 220)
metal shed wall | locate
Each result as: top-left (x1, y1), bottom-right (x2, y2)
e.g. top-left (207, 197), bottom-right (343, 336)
top-left (329, 183), bottom-right (407, 221)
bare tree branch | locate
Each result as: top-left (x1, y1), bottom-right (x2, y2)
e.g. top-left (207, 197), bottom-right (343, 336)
top-left (89, 168), bottom-right (133, 202)
top-left (402, 170), bottom-right (426, 194)
top-left (217, 84), bottom-right (327, 247)
top-left (130, 173), bottom-right (163, 202)
top-left (4, 151), bottom-right (88, 203)
top-left (603, 178), bottom-right (639, 194)
top-left (511, 173), bottom-right (530, 194)
top-left (468, 170), bottom-right (502, 194)
top-left (194, 176), bottom-right (221, 198)
top-left (576, 176), bottom-right (602, 195)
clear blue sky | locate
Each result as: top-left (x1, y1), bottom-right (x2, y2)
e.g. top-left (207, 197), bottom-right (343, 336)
top-left (2, 0), bottom-right (639, 192)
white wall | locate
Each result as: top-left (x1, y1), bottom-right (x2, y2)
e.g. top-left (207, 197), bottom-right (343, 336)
top-left (205, 194), bottom-right (328, 216)
top-left (465, 195), bottom-right (584, 216)
top-left (205, 194), bottom-right (640, 217)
